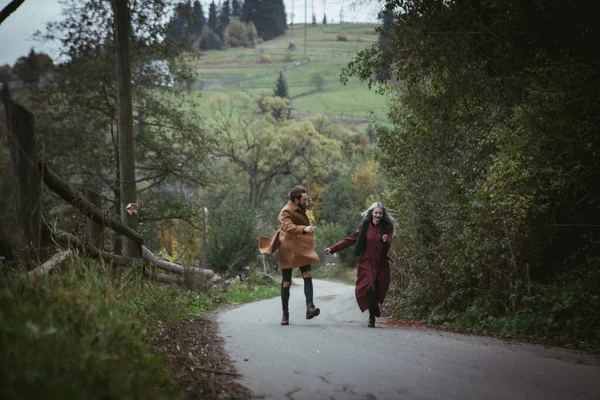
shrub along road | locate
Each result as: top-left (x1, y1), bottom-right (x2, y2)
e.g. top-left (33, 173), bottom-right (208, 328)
top-left (219, 279), bottom-right (600, 400)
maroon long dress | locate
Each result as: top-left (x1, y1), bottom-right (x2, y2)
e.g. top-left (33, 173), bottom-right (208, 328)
top-left (329, 222), bottom-right (393, 312)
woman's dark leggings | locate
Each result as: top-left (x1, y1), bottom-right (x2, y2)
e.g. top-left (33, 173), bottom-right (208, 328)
top-left (281, 265), bottom-right (313, 311)
top-left (368, 281), bottom-right (380, 315)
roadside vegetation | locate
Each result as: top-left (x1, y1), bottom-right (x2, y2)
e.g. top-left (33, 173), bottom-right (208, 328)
top-left (0, 255), bottom-right (278, 400)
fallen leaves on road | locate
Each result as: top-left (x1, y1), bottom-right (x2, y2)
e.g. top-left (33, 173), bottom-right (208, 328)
top-left (158, 314), bottom-right (254, 399)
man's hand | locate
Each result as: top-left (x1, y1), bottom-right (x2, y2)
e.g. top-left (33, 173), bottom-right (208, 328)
top-left (324, 248), bottom-right (331, 255)
top-left (304, 225), bottom-right (315, 235)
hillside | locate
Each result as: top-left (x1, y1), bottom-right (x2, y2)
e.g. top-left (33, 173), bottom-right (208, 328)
top-left (184, 24), bottom-right (390, 124)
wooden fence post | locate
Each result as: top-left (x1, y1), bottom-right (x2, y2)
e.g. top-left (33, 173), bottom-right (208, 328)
top-left (85, 189), bottom-right (104, 250)
top-left (5, 100), bottom-right (42, 269)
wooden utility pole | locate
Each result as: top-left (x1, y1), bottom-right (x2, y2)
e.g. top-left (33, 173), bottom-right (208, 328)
top-left (304, 0), bottom-right (307, 59)
top-left (112, 0), bottom-right (139, 257)
top-left (202, 207), bottom-right (208, 268)
top-left (5, 101), bottom-right (42, 269)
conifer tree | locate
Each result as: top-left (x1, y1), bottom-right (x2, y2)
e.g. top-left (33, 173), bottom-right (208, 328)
top-left (273, 72), bottom-right (289, 98)
top-left (219, 0), bottom-right (231, 32)
top-left (253, 0), bottom-right (286, 40)
top-left (166, 2), bottom-right (192, 43)
top-left (231, 0), bottom-right (241, 18)
top-left (190, 0), bottom-right (206, 36)
top-left (240, 0), bottom-right (255, 22)
top-left (208, 1), bottom-right (219, 32)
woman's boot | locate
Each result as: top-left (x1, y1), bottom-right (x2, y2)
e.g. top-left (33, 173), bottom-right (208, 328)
top-left (368, 283), bottom-right (380, 326)
top-left (368, 312), bottom-right (376, 328)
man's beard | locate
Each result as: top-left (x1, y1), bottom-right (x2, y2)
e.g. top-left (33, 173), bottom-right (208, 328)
top-left (298, 202), bottom-right (307, 211)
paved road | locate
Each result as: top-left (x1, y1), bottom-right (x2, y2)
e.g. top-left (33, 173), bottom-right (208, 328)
top-left (219, 279), bottom-right (600, 400)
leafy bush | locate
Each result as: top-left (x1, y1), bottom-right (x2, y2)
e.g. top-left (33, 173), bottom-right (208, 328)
top-left (223, 17), bottom-right (258, 48)
top-left (205, 188), bottom-right (258, 273)
top-left (336, 34), bottom-right (348, 41)
top-left (309, 73), bottom-right (325, 91)
top-left (197, 25), bottom-right (222, 51)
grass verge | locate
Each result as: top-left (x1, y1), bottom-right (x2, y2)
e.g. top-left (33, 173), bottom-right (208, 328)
top-left (0, 255), bottom-right (279, 400)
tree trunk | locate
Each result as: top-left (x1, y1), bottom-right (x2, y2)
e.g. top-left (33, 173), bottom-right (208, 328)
top-left (249, 174), bottom-right (259, 210)
top-left (29, 250), bottom-right (71, 276)
top-left (85, 189), bottom-right (105, 250)
top-left (113, 0), bottom-right (139, 257)
top-left (5, 100), bottom-right (43, 269)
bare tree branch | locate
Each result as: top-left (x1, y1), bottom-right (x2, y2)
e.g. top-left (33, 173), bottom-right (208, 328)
top-left (0, 0), bottom-right (25, 26)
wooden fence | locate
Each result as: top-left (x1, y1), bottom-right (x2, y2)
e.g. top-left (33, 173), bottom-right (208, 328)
top-left (3, 99), bottom-right (218, 284)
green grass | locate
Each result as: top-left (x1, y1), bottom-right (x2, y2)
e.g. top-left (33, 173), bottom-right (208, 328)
top-left (312, 263), bottom-right (356, 285)
top-left (220, 280), bottom-right (280, 304)
top-left (185, 24), bottom-right (389, 125)
top-left (0, 256), bottom-right (280, 400)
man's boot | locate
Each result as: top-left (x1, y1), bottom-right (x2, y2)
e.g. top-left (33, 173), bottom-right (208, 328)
top-left (306, 303), bottom-right (320, 319)
top-left (281, 311), bottom-right (289, 325)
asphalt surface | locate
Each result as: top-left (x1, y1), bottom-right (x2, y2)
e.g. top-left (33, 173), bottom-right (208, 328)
top-left (219, 279), bottom-right (600, 400)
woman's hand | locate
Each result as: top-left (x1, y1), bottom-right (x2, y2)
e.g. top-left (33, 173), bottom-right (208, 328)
top-left (324, 248), bottom-right (331, 255)
top-left (382, 234), bottom-right (388, 242)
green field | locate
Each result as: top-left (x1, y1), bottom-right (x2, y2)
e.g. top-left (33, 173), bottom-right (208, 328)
top-left (186, 24), bottom-right (390, 124)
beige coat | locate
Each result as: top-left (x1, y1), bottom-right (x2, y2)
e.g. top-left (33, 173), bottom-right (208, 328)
top-left (259, 201), bottom-right (320, 269)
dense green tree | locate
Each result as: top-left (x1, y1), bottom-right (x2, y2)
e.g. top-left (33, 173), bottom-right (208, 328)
top-left (231, 0), bottom-right (241, 18)
top-left (322, 14), bottom-right (327, 24)
top-left (199, 25), bottom-right (222, 50)
top-left (0, 81), bottom-right (10, 102)
top-left (165, 1), bottom-right (206, 46)
top-left (0, 64), bottom-right (11, 83)
top-left (190, 0), bottom-right (206, 36)
top-left (207, 1), bottom-right (219, 33)
top-left (165, 1), bottom-right (192, 44)
top-left (377, 7), bottom-right (393, 51)
top-left (12, 48), bottom-right (53, 87)
top-left (204, 184), bottom-right (257, 273)
top-left (223, 17), bottom-right (257, 48)
top-left (343, 0), bottom-right (600, 337)
top-left (253, 0), bottom-right (287, 40)
top-left (33, 0), bottom-right (211, 253)
top-left (273, 72), bottom-right (288, 98)
top-left (218, 0), bottom-right (231, 34)
top-left (240, 0), bottom-right (254, 22)
top-left (208, 93), bottom-right (364, 210)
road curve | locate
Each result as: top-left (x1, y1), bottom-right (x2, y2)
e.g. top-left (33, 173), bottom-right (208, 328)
top-left (219, 279), bottom-right (600, 400)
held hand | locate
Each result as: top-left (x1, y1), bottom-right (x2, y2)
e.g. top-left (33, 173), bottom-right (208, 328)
top-left (382, 234), bottom-right (388, 242)
top-left (304, 225), bottom-right (315, 235)
top-left (324, 248), bottom-right (331, 255)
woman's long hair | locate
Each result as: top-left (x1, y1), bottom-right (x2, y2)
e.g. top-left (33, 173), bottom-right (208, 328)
top-left (361, 202), bottom-right (398, 234)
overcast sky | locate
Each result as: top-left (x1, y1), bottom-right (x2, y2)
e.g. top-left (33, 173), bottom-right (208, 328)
top-left (0, 0), bottom-right (381, 67)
